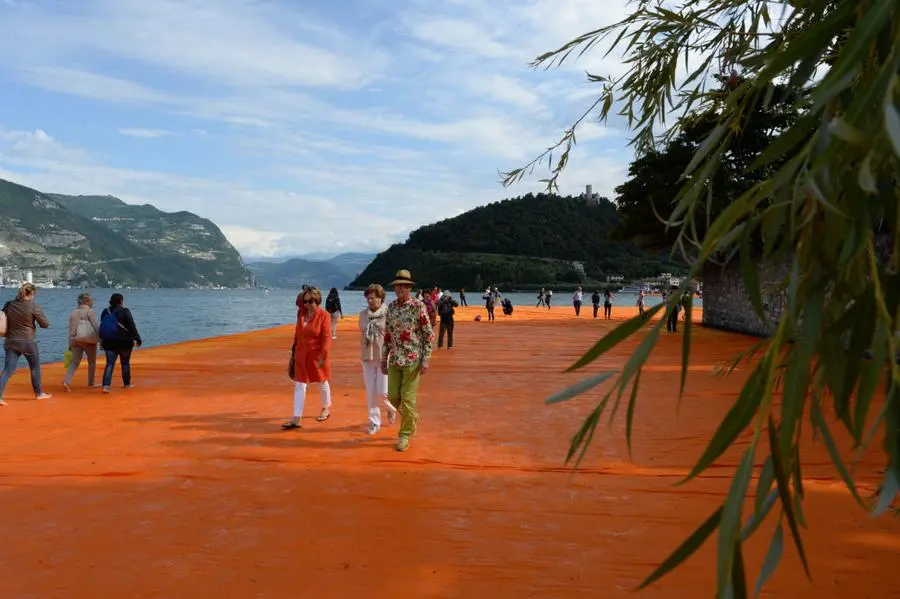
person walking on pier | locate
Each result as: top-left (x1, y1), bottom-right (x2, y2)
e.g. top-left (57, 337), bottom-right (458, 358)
top-left (572, 287), bottom-right (584, 317)
top-left (283, 286), bottom-right (333, 429)
top-left (591, 290), bottom-right (601, 318)
top-left (382, 269), bottom-right (435, 452)
top-left (665, 286), bottom-right (680, 332)
top-left (436, 290), bottom-right (458, 349)
top-left (483, 288), bottom-right (496, 322)
top-left (603, 288), bottom-right (613, 319)
top-left (63, 292), bottom-right (100, 391)
top-left (99, 293), bottom-right (142, 393)
top-left (0, 283), bottom-right (53, 405)
top-left (325, 288), bottom-right (343, 339)
top-left (359, 283), bottom-right (397, 435)
top-left (459, 288), bottom-right (467, 307)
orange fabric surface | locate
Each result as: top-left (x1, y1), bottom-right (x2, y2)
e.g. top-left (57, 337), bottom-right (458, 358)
top-left (0, 305), bottom-right (896, 598)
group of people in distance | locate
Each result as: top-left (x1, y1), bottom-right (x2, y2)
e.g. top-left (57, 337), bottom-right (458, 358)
top-left (0, 284), bottom-right (142, 407)
top-left (284, 269), bottom-right (439, 452)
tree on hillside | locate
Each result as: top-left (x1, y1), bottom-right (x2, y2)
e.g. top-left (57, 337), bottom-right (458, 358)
top-left (503, 0), bottom-right (900, 596)
top-left (349, 194), bottom-right (685, 289)
top-left (615, 79), bottom-right (807, 253)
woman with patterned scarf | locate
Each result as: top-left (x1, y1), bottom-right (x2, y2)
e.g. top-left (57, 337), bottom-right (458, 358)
top-left (359, 283), bottom-right (397, 435)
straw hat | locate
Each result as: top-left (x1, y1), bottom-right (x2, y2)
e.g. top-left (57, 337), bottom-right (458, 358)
top-left (391, 269), bottom-right (415, 287)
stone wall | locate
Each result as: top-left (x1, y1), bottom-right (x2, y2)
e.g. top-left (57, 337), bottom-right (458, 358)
top-left (701, 259), bottom-right (789, 337)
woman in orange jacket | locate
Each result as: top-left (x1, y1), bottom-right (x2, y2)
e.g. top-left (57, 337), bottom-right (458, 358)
top-left (282, 286), bottom-right (333, 429)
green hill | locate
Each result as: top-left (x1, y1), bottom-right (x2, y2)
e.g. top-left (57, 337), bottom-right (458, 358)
top-left (349, 193), bottom-right (686, 290)
top-left (0, 179), bottom-right (252, 288)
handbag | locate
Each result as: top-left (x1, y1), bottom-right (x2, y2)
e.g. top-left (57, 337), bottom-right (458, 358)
top-left (74, 313), bottom-right (97, 344)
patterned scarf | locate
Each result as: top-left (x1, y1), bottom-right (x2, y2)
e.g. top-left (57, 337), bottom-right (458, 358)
top-left (364, 303), bottom-right (388, 344)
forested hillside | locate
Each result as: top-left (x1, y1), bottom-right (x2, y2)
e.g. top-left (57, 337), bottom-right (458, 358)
top-left (350, 193), bottom-right (685, 290)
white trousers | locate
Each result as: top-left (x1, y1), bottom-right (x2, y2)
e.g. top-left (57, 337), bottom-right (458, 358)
top-left (293, 381), bottom-right (332, 418)
top-left (361, 360), bottom-right (389, 427)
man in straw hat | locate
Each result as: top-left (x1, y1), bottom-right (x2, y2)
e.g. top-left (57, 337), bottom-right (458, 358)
top-left (381, 269), bottom-right (435, 452)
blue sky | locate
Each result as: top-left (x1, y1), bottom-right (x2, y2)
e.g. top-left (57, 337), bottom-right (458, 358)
top-left (0, 0), bottom-right (634, 257)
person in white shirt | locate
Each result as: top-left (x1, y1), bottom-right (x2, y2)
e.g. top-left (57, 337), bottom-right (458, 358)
top-left (358, 284), bottom-right (397, 435)
top-left (572, 287), bottom-right (584, 317)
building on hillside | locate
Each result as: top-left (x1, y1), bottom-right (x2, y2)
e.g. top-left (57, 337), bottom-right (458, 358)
top-left (582, 185), bottom-right (601, 204)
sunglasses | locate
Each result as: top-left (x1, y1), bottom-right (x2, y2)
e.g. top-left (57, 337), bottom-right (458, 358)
top-left (302, 299), bottom-right (315, 304)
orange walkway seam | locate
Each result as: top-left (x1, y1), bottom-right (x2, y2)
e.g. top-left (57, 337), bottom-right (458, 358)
top-left (0, 306), bottom-right (896, 598)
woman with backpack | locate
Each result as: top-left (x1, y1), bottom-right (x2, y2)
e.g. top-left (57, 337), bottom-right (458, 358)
top-left (63, 292), bottom-right (101, 391)
top-left (98, 293), bottom-right (142, 393)
top-left (436, 290), bottom-right (458, 348)
top-left (325, 288), bottom-right (343, 339)
top-left (0, 283), bottom-right (52, 405)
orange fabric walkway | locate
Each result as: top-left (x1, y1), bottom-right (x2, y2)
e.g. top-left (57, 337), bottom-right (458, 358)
top-left (0, 306), bottom-right (896, 598)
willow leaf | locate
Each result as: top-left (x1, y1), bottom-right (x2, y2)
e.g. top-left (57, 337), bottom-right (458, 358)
top-left (681, 364), bottom-right (765, 484)
top-left (565, 302), bottom-right (664, 372)
top-left (546, 371), bottom-right (618, 405)
top-left (753, 523), bottom-right (784, 597)
top-left (768, 416), bottom-right (812, 579)
top-left (718, 447), bottom-right (756, 598)
top-left (638, 506), bottom-right (723, 590)
top-left (810, 401), bottom-right (865, 508)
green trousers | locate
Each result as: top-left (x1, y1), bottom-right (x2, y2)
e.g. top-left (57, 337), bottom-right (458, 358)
top-left (387, 364), bottom-right (421, 438)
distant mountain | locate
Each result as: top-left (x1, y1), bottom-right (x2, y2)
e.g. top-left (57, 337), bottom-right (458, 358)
top-left (350, 193), bottom-right (686, 290)
top-left (326, 252), bottom-right (376, 276)
top-left (0, 178), bottom-right (252, 288)
top-left (246, 257), bottom-right (356, 290)
top-left (51, 192), bottom-right (251, 288)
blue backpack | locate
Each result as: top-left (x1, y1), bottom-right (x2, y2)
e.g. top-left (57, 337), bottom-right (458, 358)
top-left (98, 308), bottom-right (122, 340)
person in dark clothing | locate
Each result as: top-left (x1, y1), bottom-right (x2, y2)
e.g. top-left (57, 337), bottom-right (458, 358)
top-left (665, 287), bottom-right (680, 332)
top-left (591, 290), bottom-right (601, 318)
top-left (501, 298), bottom-right (513, 316)
top-left (483, 289), bottom-right (496, 322)
top-left (459, 288), bottom-right (467, 307)
top-left (0, 283), bottom-right (53, 404)
top-left (603, 289), bottom-right (613, 319)
top-left (325, 287), bottom-right (343, 339)
top-left (436, 291), bottom-right (458, 349)
top-left (99, 293), bottom-right (142, 393)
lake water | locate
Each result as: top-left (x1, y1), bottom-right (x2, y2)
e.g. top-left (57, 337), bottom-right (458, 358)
top-left (0, 288), bottom-right (687, 364)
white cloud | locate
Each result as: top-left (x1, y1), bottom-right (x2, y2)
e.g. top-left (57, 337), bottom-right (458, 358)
top-left (0, 0), bottom-right (639, 256)
top-left (15, 66), bottom-right (175, 105)
top-left (0, 0), bottom-right (387, 91)
top-left (118, 128), bottom-right (181, 138)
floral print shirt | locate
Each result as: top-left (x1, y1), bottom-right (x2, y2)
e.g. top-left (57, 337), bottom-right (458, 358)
top-left (382, 297), bottom-right (435, 369)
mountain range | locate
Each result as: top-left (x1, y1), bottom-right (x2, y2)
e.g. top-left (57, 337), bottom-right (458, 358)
top-left (245, 252), bottom-right (375, 290)
top-left (0, 178), bottom-right (252, 288)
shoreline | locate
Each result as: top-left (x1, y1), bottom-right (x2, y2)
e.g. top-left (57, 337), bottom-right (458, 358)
top-left (0, 307), bottom-right (895, 598)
